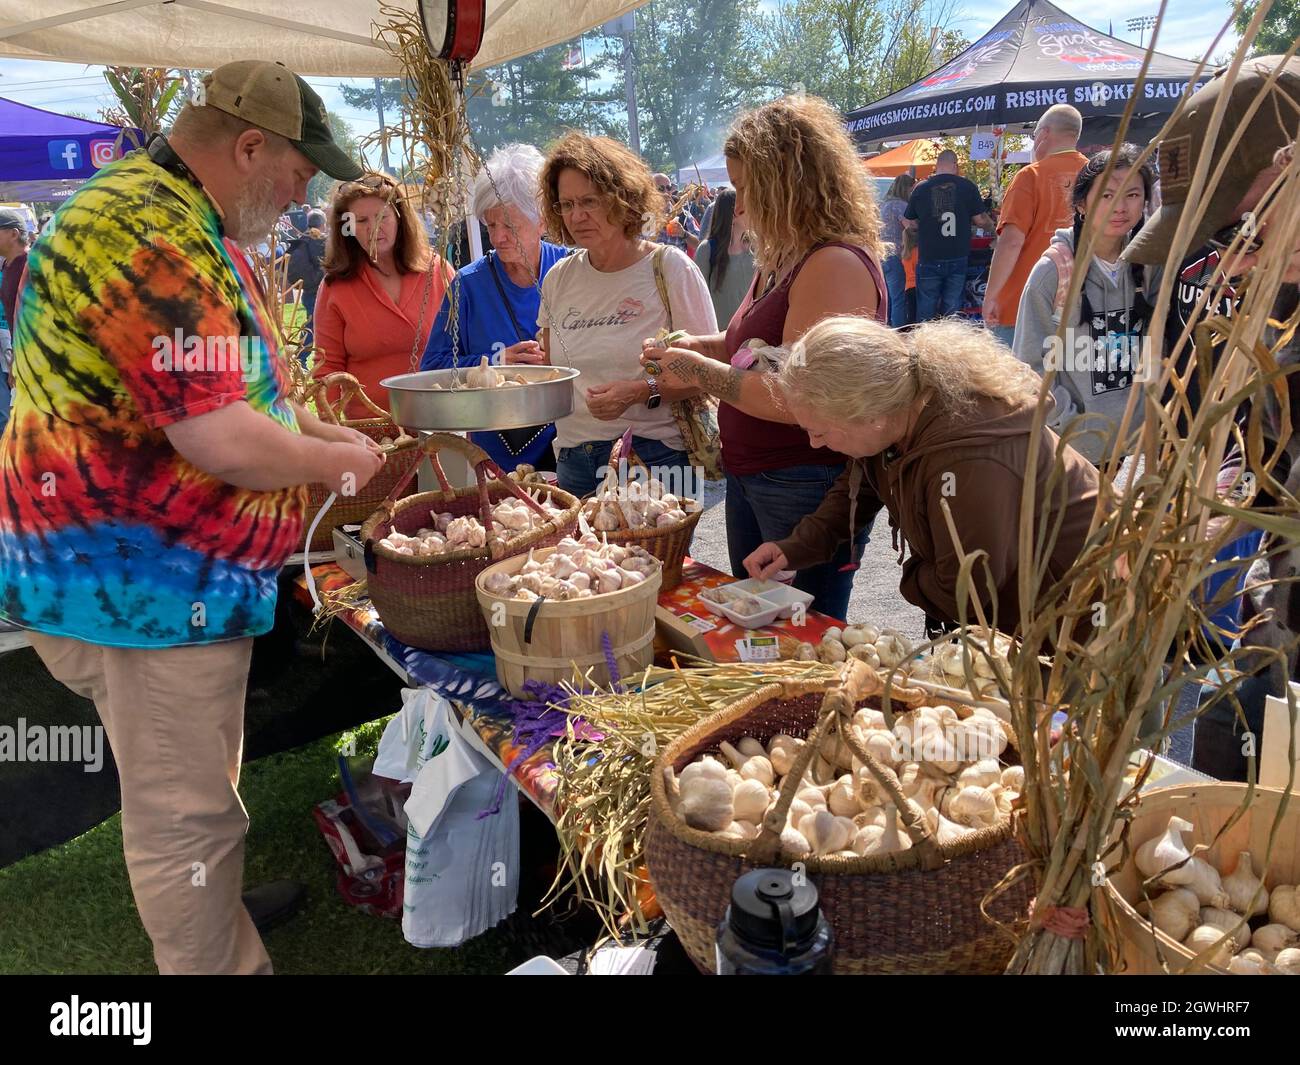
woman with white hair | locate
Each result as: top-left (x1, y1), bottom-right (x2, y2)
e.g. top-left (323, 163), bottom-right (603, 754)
top-left (421, 143), bottom-right (567, 471)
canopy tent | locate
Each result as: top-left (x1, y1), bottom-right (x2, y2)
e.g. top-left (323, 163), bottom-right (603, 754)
top-left (675, 152), bottom-right (728, 187)
top-left (845, 0), bottom-right (1208, 149)
top-left (0, 96), bottom-right (133, 203)
top-left (0, 0), bottom-right (645, 75)
top-left (863, 139), bottom-right (937, 177)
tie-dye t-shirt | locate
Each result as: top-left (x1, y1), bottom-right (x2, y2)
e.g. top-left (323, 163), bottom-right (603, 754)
top-left (0, 150), bottom-right (305, 647)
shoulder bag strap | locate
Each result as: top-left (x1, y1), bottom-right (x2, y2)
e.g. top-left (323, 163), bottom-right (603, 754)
top-left (651, 245), bottom-right (674, 330)
top-left (485, 251), bottom-right (530, 344)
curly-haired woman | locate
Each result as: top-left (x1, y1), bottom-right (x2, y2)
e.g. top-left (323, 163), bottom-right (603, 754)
top-left (526, 132), bottom-right (717, 498)
top-left (641, 94), bottom-right (886, 618)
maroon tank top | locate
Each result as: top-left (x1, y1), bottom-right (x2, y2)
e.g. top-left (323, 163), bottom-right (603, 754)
top-left (721, 241), bottom-right (887, 475)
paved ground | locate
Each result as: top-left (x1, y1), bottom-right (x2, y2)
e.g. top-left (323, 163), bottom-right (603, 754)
top-left (690, 478), bottom-right (927, 637)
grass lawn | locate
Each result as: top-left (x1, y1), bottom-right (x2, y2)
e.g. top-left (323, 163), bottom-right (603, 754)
top-left (0, 717), bottom-right (592, 975)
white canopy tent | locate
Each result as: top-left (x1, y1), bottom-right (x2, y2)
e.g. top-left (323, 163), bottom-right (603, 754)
top-left (0, 0), bottom-right (643, 75)
top-left (674, 152), bottom-right (728, 188)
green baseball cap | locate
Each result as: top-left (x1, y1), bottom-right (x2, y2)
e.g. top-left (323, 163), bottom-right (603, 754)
top-left (1125, 55), bottom-right (1300, 266)
top-left (201, 60), bottom-right (363, 181)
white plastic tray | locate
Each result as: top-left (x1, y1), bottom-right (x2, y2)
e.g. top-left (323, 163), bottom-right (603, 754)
top-left (696, 578), bottom-right (815, 629)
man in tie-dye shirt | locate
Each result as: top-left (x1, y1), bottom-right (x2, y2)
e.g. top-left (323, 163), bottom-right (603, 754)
top-left (0, 62), bottom-right (383, 974)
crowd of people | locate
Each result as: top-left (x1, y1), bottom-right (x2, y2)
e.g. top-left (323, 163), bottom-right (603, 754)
top-left (0, 53), bottom-right (1298, 974)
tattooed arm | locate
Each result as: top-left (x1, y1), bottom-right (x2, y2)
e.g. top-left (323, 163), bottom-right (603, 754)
top-left (640, 344), bottom-right (796, 422)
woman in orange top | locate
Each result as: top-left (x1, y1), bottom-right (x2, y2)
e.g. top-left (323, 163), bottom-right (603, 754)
top-left (313, 173), bottom-right (453, 417)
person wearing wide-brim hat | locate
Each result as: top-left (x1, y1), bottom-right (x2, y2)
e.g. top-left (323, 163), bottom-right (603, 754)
top-left (0, 60), bottom-right (382, 974)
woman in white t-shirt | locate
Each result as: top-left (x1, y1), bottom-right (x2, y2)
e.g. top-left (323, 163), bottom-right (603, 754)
top-left (506, 132), bottom-right (717, 498)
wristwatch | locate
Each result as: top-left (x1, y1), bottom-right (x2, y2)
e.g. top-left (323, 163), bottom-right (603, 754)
top-left (644, 375), bottom-right (662, 410)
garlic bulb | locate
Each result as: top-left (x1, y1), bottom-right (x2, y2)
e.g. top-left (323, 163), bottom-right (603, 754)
top-left (848, 643), bottom-right (880, 667)
top-left (851, 825), bottom-right (885, 855)
top-left (853, 708), bottom-right (887, 731)
top-left (1222, 850), bottom-right (1269, 918)
top-left (949, 785), bottom-right (999, 828)
top-left (798, 810), bottom-right (853, 855)
top-left (736, 737), bottom-right (766, 759)
top-left (874, 631), bottom-right (911, 669)
top-left (1268, 884), bottom-right (1300, 931)
top-left (1273, 947), bottom-right (1300, 974)
top-left (1146, 888), bottom-right (1200, 941)
top-left (854, 806), bottom-right (887, 829)
top-left (822, 627), bottom-right (843, 643)
top-left (816, 637), bottom-right (847, 664)
top-left (678, 756), bottom-right (728, 787)
top-left (1251, 923), bottom-right (1298, 954)
top-left (795, 642), bottom-right (817, 662)
top-left (719, 741), bottom-right (775, 786)
top-left (679, 776), bottom-right (733, 831)
top-left (828, 775), bottom-right (860, 817)
top-left (841, 624), bottom-right (877, 648)
top-left (466, 355), bottom-right (504, 388)
top-left (1183, 925), bottom-right (1235, 968)
top-left (786, 799), bottom-right (815, 827)
top-left (1198, 907), bottom-right (1252, 952)
top-left (780, 826), bottom-right (811, 857)
top-left (1179, 857), bottom-right (1230, 908)
top-left (957, 758), bottom-right (1002, 789)
top-left (795, 785), bottom-right (829, 810)
top-left (732, 778), bottom-right (772, 823)
top-left (927, 807), bottom-right (974, 846)
top-left (874, 804), bottom-right (912, 854)
top-left (1228, 951), bottom-right (1273, 975)
top-left (1000, 765), bottom-right (1025, 791)
top-left (897, 762), bottom-right (924, 797)
top-left (1134, 815), bottom-right (1196, 884)
top-left (718, 820), bottom-right (761, 841)
top-left (767, 734), bottom-right (804, 776)
top-left (860, 729), bottom-right (898, 768)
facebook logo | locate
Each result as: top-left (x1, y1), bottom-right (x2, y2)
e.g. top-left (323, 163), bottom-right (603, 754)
top-left (47, 139), bottom-right (83, 171)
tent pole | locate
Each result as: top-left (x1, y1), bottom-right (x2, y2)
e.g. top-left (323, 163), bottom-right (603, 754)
top-left (172, 0), bottom-right (385, 49)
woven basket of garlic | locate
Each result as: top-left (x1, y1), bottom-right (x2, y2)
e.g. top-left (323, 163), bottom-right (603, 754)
top-left (645, 660), bottom-right (1033, 974)
top-left (1104, 783), bottom-right (1300, 975)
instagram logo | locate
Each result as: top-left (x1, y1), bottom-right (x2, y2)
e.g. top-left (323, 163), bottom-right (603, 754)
top-left (89, 139), bottom-right (118, 167)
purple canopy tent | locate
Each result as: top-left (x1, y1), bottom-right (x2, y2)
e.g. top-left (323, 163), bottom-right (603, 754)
top-left (0, 96), bottom-right (137, 203)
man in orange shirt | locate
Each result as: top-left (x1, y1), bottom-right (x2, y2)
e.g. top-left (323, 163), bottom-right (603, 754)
top-left (982, 104), bottom-right (1087, 345)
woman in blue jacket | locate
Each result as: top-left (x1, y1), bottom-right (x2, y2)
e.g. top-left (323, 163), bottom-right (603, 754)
top-left (422, 144), bottom-right (567, 471)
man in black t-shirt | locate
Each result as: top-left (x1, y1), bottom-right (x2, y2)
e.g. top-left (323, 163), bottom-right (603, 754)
top-left (903, 150), bottom-right (993, 321)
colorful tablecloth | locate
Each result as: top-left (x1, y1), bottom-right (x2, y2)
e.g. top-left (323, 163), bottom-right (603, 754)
top-left (293, 563), bottom-right (562, 818)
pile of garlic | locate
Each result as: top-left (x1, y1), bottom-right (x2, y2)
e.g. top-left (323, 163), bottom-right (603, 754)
top-left (1135, 815), bottom-right (1300, 974)
top-left (666, 702), bottom-right (1018, 859)
top-left (380, 492), bottom-right (567, 558)
top-left (582, 475), bottom-right (693, 532)
top-left (464, 355), bottom-right (529, 389)
top-left (794, 624), bottom-right (911, 670)
top-left (481, 532), bottom-right (658, 601)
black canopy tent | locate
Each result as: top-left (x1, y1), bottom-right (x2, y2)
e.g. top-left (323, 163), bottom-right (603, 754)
top-left (845, 0), bottom-right (1207, 150)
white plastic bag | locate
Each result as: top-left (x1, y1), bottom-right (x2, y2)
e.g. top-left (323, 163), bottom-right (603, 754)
top-left (379, 688), bottom-right (520, 948)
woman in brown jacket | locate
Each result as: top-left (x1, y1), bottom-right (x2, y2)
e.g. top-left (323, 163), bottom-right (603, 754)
top-left (743, 316), bottom-right (1100, 635)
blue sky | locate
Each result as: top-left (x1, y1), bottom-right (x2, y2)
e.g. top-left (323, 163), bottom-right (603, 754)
top-left (0, 0), bottom-right (1237, 151)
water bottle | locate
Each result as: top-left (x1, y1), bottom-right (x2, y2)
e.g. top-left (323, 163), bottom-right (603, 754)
top-left (715, 868), bottom-right (834, 974)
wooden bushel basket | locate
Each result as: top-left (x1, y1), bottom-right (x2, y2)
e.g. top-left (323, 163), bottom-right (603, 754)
top-left (304, 373), bottom-right (421, 552)
top-left (1102, 783), bottom-right (1300, 974)
top-left (361, 433), bottom-right (579, 653)
top-left (475, 547), bottom-right (661, 698)
top-left (645, 661), bottom-right (1031, 974)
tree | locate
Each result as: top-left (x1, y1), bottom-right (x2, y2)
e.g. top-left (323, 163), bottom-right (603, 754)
top-left (625, 0), bottom-right (768, 170)
top-left (306, 112), bottom-right (361, 207)
top-left (1233, 0), bottom-right (1300, 56)
top-left (758, 0), bottom-right (968, 114)
top-left (464, 34), bottom-right (624, 158)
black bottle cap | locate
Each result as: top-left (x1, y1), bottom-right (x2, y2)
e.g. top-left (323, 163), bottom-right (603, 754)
top-left (727, 868), bottom-right (821, 954)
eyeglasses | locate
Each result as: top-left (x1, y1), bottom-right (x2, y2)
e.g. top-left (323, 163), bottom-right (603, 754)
top-left (553, 195), bottom-right (604, 216)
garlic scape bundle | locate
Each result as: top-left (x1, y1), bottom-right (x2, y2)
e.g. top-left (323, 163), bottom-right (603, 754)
top-left (381, 492), bottom-right (568, 558)
top-left (481, 533), bottom-right (658, 601)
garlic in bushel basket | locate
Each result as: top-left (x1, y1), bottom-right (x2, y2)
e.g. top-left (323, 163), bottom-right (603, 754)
top-left (479, 540), bottom-right (658, 601)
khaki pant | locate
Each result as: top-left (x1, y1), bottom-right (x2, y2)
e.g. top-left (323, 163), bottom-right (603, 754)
top-left (28, 632), bottom-right (272, 975)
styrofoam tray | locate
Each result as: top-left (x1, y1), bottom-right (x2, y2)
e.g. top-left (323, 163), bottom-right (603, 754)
top-left (696, 578), bottom-right (815, 628)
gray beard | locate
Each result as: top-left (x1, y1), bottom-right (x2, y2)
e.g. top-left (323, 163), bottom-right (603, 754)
top-left (228, 170), bottom-right (282, 245)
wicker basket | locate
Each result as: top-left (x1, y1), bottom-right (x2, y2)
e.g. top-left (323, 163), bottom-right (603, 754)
top-left (303, 373), bottom-right (422, 553)
top-left (1102, 783), bottom-right (1300, 974)
top-left (475, 547), bottom-right (662, 698)
top-left (580, 434), bottom-right (702, 590)
top-left (645, 662), bottom-right (1031, 974)
top-left (361, 433), bottom-right (580, 653)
